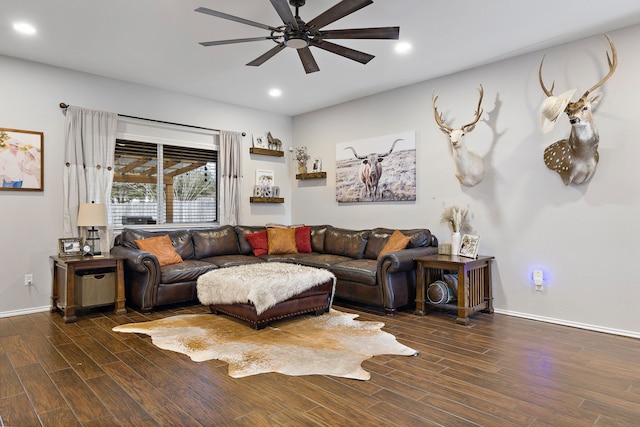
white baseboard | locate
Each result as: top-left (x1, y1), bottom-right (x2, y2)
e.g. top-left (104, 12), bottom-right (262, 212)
top-left (494, 308), bottom-right (640, 339)
top-left (0, 305), bottom-right (50, 319)
top-left (1, 306), bottom-right (639, 339)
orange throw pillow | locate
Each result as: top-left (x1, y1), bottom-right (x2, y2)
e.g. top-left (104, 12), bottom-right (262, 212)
top-left (135, 235), bottom-right (183, 266)
top-left (377, 230), bottom-right (411, 259)
top-left (267, 227), bottom-right (298, 255)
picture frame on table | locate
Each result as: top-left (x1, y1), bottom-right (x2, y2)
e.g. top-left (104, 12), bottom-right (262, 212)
top-left (0, 127), bottom-right (44, 191)
top-left (458, 234), bottom-right (480, 259)
top-left (58, 237), bottom-right (83, 257)
top-left (252, 134), bottom-right (269, 149)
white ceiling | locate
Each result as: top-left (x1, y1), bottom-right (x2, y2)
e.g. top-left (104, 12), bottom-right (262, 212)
top-left (2, 0), bottom-right (640, 116)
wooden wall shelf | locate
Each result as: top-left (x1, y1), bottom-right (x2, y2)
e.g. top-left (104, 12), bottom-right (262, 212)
top-left (250, 197), bottom-right (284, 203)
top-left (296, 172), bottom-right (327, 180)
top-left (249, 148), bottom-right (284, 157)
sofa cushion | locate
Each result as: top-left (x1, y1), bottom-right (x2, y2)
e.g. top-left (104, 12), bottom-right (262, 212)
top-left (378, 230), bottom-right (411, 259)
top-left (199, 254), bottom-right (264, 268)
top-left (310, 225), bottom-right (329, 253)
top-left (235, 225), bottom-right (267, 255)
top-left (120, 229), bottom-right (194, 260)
top-left (245, 230), bottom-right (269, 256)
top-left (364, 228), bottom-right (432, 259)
top-left (192, 226), bottom-right (240, 259)
top-left (267, 228), bottom-right (298, 255)
top-left (331, 259), bottom-right (378, 286)
top-left (134, 235), bottom-right (184, 267)
top-left (160, 260), bottom-right (217, 284)
top-left (295, 253), bottom-right (353, 270)
top-left (324, 227), bottom-right (370, 259)
top-left (295, 226), bottom-right (312, 253)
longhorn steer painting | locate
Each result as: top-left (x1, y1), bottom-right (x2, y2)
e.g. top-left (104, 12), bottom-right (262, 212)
top-left (336, 132), bottom-right (416, 202)
top-left (538, 34), bottom-right (617, 185)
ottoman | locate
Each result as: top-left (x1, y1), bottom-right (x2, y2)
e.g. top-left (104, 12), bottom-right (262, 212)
top-left (196, 262), bottom-right (336, 329)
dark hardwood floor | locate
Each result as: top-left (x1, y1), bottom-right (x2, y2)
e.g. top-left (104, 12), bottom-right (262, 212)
top-left (1, 302), bottom-right (639, 426)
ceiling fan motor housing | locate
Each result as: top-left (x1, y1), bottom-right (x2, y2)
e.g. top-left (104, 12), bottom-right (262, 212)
top-left (289, 0), bottom-right (306, 7)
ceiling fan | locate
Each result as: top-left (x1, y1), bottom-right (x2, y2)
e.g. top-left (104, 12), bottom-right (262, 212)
top-left (195, 0), bottom-right (400, 74)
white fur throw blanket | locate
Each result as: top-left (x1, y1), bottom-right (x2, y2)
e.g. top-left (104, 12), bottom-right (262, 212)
top-left (196, 263), bottom-right (336, 315)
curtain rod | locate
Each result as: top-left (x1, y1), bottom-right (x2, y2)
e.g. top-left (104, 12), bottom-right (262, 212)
top-left (59, 103), bottom-right (246, 137)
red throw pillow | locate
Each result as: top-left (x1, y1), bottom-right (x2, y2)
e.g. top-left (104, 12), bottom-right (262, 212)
top-left (245, 230), bottom-right (268, 256)
top-left (295, 226), bottom-right (312, 253)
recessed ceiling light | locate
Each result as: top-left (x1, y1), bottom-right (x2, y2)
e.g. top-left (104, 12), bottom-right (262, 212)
top-left (13, 22), bottom-right (36, 35)
top-left (269, 88), bottom-right (282, 97)
top-left (395, 42), bottom-right (412, 54)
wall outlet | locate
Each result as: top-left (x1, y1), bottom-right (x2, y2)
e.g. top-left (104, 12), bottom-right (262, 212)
top-left (24, 273), bottom-right (33, 286)
top-left (533, 270), bottom-right (543, 291)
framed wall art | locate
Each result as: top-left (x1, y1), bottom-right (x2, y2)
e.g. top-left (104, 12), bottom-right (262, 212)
top-left (0, 128), bottom-right (44, 191)
top-left (335, 131), bottom-right (415, 203)
top-left (255, 169), bottom-right (274, 187)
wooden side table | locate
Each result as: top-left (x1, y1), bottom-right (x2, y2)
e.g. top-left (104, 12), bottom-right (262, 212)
top-left (415, 254), bottom-right (495, 325)
top-left (50, 254), bottom-right (126, 323)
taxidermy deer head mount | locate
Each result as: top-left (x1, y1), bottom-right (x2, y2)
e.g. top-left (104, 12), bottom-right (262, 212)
top-left (539, 34), bottom-right (617, 185)
top-left (432, 85), bottom-right (485, 187)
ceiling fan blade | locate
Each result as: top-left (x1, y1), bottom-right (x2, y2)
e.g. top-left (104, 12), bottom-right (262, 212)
top-left (246, 43), bottom-right (287, 67)
top-left (297, 47), bottom-right (320, 74)
top-left (200, 37), bottom-right (278, 47)
top-left (320, 27), bottom-right (400, 40)
top-left (310, 40), bottom-right (374, 64)
top-left (269, 0), bottom-right (298, 30)
top-left (307, 0), bottom-right (373, 30)
top-left (195, 7), bottom-right (279, 32)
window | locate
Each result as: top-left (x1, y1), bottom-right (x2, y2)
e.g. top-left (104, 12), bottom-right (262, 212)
top-left (110, 136), bottom-right (218, 227)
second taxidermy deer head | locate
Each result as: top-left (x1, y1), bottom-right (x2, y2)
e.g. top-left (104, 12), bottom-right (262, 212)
top-left (539, 34), bottom-right (617, 185)
top-left (432, 85), bottom-right (485, 187)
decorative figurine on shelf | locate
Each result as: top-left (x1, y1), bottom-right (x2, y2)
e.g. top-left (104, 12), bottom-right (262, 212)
top-left (295, 146), bottom-right (310, 174)
top-left (267, 132), bottom-right (282, 151)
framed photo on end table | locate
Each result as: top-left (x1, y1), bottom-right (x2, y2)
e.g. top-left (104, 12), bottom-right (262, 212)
top-left (58, 237), bottom-right (83, 257)
top-left (458, 234), bottom-right (480, 258)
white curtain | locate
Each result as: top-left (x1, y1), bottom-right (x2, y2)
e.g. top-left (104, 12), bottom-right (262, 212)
top-left (220, 130), bottom-right (243, 225)
top-left (63, 106), bottom-right (117, 254)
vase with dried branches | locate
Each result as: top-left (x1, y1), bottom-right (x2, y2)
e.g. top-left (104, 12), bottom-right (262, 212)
top-left (441, 205), bottom-right (472, 255)
top-left (295, 146), bottom-right (310, 174)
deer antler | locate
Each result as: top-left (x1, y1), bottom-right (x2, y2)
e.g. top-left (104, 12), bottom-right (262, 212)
top-left (538, 56), bottom-right (555, 97)
top-left (432, 93), bottom-right (453, 133)
top-left (462, 85), bottom-right (484, 130)
top-left (582, 34), bottom-right (617, 99)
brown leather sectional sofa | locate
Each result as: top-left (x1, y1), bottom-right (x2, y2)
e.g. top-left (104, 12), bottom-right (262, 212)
top-left (111, 225), bottom-right (438, 315)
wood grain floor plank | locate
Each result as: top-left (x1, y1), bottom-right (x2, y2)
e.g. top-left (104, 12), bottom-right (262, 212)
top-left (0, 353), bottom-right (23, 398)
top-left (47, 368), bottom-right (112, 423)
top-left (0, 392), bottom-right (41, 426)
top-left (15, 363), bottom-right (68, 413)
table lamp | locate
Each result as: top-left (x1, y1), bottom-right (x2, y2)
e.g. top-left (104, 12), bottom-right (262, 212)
top-left (77, 202), bottom-right (107, 256)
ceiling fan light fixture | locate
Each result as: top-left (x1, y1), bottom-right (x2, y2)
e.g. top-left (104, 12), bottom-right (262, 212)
top-left (284, 32), bottom-right (309, 49)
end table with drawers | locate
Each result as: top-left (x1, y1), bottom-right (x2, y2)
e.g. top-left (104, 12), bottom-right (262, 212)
top-left (415, 254), bottom-right (495, 325)
top-left (50, 254), bottom-right (127, 323)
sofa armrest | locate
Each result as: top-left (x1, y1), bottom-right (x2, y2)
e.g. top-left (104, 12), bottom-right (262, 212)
top-left (377, 246), bottom-right (437, 275)
top-left (111, 245), bottom-right (162, 311)
top-left (111, 245), bottom-right (160, 274)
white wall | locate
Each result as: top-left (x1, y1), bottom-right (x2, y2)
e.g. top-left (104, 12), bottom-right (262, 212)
top-left (292, 24), bottom-right (640, 337)
top-left (0, 55), bottom-right (293, 316)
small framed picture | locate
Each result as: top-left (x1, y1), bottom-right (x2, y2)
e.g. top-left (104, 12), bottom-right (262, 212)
top-left (252, 134), bottom-right (268, 149)
top-left (312, 157), bottom-right (322, 172)
top-left (58, 237), bottom-right (83, 257)
top-left (255, 169), bottom-right (274, 187)
top-left (458, 234), bottom-right (480, 259)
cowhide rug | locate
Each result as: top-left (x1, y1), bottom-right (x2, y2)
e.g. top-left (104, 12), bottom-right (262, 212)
top-left (113, 309), bottom-right (418, 380)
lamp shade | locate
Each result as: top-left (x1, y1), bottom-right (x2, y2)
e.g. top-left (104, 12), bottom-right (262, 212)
top-left (77, 203), bottom-right (107, 227)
